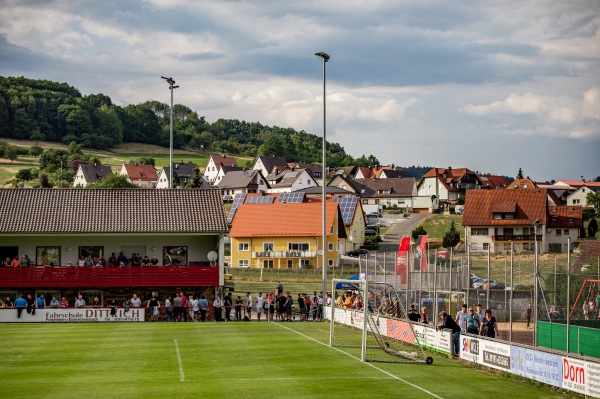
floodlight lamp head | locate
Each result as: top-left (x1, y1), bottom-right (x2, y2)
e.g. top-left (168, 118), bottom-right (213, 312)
top-left (315, 52), bottom-right (330, 62)
top-left (533, 218), bottom-right (541, 225)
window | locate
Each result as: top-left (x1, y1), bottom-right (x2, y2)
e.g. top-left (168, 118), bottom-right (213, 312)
top-left (564, 229), bottom-right (569, 235)
top-left (523, 227), bottom-right (531, 236)
top-left (573, 199), bottom-right (580, 205)
top-left (328, 259), bottom-right (334, 267)
top-left (287, 260), bottom-right (293, 269)
top-left (523, 243), bottom-right (531, 251)
top-left (556, 229), bottom-right (562, 236)
top-left (568, 217), bottom-right (573, 224)
top-left (493, 213), bottom-right (502, 220)
top-left (472, 228), bottom-right (489, 236)
top-left (288, 243), bottom-right (310, 251)
top-left (299, 179), bottom-right (302, 184)
top-left (505, 213), bottom-right (513, 220)
top-left (238, 259), bottom-right (249, 268)
top-left (483, 243), bottom-right (489, 250)
top-left (362, 199), bottom-right (368, 204)
top-left (300, 259), bottom-right (310, 268)
top-left (470, 243), bottom-right (478, 251)
top-left (263, 260), bottom-right (274, 269)
top-left (328, 242), bottom-right (334, 251)
top-left (238, 243), bottom-right (249, 251)
top-left (504, 243), bottom-right (511, 250)
top-left (263, 242), bottom-right (274, 252)
top-left (503, 228), bottom-right (514, 236)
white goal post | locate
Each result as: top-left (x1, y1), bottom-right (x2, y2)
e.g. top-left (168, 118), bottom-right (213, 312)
top-left (330, 278), bottom-right (433, 364)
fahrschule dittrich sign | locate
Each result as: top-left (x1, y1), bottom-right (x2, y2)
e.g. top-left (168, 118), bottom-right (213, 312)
top-left (0, 308), bottom-right (145, 322)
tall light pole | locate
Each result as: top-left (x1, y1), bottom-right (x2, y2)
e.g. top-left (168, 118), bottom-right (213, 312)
top-left (316, 51), bottom-right (330, 315)
top-left (161, 76), bottom-right (179, 188)
top-left (533, 217), bottom-right (541, 346)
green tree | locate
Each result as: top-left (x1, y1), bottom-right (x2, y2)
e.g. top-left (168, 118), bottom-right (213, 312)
top-left (86, 174), bottom-right (139, 188)
top-left (129, 157), bottom-right (155, 166)
top-left (456, 197), bottom-right (465, 205)
top-left (39, 173), bottom-right (53, 188)
top-left (517, 167), bottom-right (524, 179)
top-left (15, 168), bottom-right (33, 181)
top-left (185, 168), bottom-right (206, 189)
top-left (28, 145), bottom-right (43, 158)
top-left (4, 146), bottom-right (18, 162)
top-left (442, 220), bottom-right (461, 248)
top-left (411, 225), bottom-right (427, 240)
top-left (587, 191), bottom-right (600, 217)
top-left (39, 149), bottom-right (69, 172)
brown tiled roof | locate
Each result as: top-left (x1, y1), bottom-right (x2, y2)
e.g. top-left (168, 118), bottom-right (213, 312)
top-left (506, 178), bottom-right (538, 189)
top-left (122, 164), bottom-right (158, 181)
top-left (210, 154), bottom-right (238, 169)
top-left (477, 174), bottom-right (508, 189)
top-left (229, 202), bottom-right (345, 238)
top-left (556, 180), bottom-right (600, 188)
top-left (463, 189), bottom-right (548, 226)
top-left (547, 205), bottom-right (583, 228)
top-left (354, 177), bottom-right (415, 198)
top-left (356, 167), bottom-right (373, 179)
top-left (0, 189), bottom-right (228, 234)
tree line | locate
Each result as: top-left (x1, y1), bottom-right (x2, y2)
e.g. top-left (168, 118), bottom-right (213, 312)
top-left (0, 76), bottom-right (381, 168)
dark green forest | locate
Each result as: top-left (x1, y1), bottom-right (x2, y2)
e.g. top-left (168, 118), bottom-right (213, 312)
top-left (0, 76), bottom-right (384, 168)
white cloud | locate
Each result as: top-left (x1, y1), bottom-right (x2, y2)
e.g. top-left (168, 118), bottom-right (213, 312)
top-left (460, 93), bottom-right (544, 116)
top-left (582, 86), bottom-right (600, 119)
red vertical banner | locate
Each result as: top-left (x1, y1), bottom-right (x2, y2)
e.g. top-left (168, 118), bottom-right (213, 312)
top-left (395, 236), bottom-right (410, 283)
top-left (413, 235), bottom-right (428, 271)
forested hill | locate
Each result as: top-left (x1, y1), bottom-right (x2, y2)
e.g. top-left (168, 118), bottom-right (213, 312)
top-left (0, 76), bottom-right (382, 167)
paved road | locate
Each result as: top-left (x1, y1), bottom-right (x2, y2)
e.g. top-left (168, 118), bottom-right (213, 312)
top-left (377, 213), bottom-right (430, 253)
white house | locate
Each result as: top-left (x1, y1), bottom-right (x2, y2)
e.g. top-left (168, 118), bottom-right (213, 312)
top-left (267, 168), bottom-right (317, 193)
top-left (73, 164), bottom-right (113, 187)
top-left (203, 154), bottom-right (238, 185)
top-left (252, 156), bottom-right (288, 179)
top-left (217, 169), bottom-right (270, 198)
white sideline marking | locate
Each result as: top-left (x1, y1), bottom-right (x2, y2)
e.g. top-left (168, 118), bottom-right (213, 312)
top-left (184, 376), bottom-right (392, 382)
top-left (174, 339), bottom-right (185, 382)
top-left (274, 323), bottom-right (445, 399)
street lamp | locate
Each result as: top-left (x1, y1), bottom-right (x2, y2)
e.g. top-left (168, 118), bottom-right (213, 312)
top-left (533, 217), bottom-right (541, 346)
top-left (315, 51), bottom-right (330, 317)
top-left (161, 76), bottom-right (179, 188)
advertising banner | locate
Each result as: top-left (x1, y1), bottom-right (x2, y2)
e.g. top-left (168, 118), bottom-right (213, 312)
top-left (386, 319), bottom-right (416, 344)
top-left (562, 357), bottom-right (586, 395)
top-left (0, 308), bottom-right (145, 322)
top-left (510, 346), bottom-right (562, 388)
top-left (479, 340), bottom-right (511, 371)
top-left (413, 324), bottom-right (450, 354)
top-left (460, 335), bottom-right (480, 363)
top-left (586, 360), bottom-right (600, 398)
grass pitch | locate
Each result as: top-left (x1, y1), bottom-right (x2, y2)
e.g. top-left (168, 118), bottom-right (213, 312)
top-left (0, 322), bottom-right (573, 399)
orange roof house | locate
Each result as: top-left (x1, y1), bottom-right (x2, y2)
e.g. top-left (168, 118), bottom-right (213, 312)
top-left (463, 189), bottom-right (582, 254)
top-left (119, 164), bottom-right (158, 188)
top-left (229, 202), bottom-right (347, 269)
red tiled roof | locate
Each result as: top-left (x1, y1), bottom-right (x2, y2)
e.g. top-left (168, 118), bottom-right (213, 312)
top-left (556, 180), bottom-right (600, 188)
top-left (229, 202), bottom-right (341, 237)
top-left (356, 167), bottom-right (373, 179)
top-left (547, 205), bottom-right (583, 228)
top-left (463, 189), bottom-right (547, 226)
top-left (122, 164), bottom-right (158, 181)
top-left (211, 154), bottom-right (238, 169)
top-left (506, 178), bottom-right (537, 189)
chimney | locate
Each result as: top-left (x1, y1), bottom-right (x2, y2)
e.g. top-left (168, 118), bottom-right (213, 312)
top-left (581, 176), bottom-right (585, 182)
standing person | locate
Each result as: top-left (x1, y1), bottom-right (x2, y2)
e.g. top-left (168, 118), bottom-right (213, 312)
top-left (455, 304), bottom-right (468, 332)
top-left (407, 304), bottom-right (420, 322)
top-left (59, 297), bottom-right (69, 308)
top-left (5, 296), bottom-right (14, 308)
top-left (438, 311), bottom-right (461, 358)
top-left (50, 297), bottom-right (60, 308)
top-left (246, 292), bottom-right (253, 321)
top-left (198, 294), bottom-right (209, 322)
top-left (256, 292), bottom-right (264, 321)
top-left (213, 296), bottom-right (223, 322)
top-left (75, 295), bottom-right (86, 308)
top-left (583, 301), bottom-right (590, 320)
top-left (224, 293), bottom-right (233, 321)
top-left (116, 252), bottom-right (128, 266)
top-left (36, 294), bottom-right (46, 310)
top-left (165, 296), bottom-right (173, 322)
top-left (108, 252), bottom-right (117, 267)
top-left (420, 307), bottom-right (429, 324)
top-left (147, 294), bottom-right (160, 322)
top-left (180, 292), bottom-right (188, 322)
top-left (285, 293), bottom-right (294, 321)
top-left (475, 304), bottom-right (485, 327)
top-left (596, 293), bottom-right (600, 316)
top-left (234, 295), bottom-right (243, 321)
top-left (141, 255), bottom-right (151, 267)
top-left (479, 309), bottom-right (500, 338)
top-left (84, 254), bottom-right (93, 267)
top-left (190, 295), bottom-right (199, 321)
top-left (267, 295), bottom-right (274, 321)
top-left (130, 294), bottom-right (142, 308)
top-left (525, 303), bottom-right (532, 328)
top-left (150, 256), bottom-right (159, 266)
top-left (109, 299), bottom-right (117, 318)
top-left (277, 293), bottom-right (287, 321)
top-left (465, 307), bottom-right (479, 334)
top-left (298, 293), bottom-right (307, 321)
top-left (21, 254), bottom-right (31, 267)
top-left (91, 297), bottom-right (101, 307)
top-left (173, 293), bottom-right (182, 322)
top-left (14, 295), bottom-right (27, 318)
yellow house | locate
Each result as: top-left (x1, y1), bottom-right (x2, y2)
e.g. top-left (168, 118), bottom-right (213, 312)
top-left (229, 201), bottom-right (346, 269)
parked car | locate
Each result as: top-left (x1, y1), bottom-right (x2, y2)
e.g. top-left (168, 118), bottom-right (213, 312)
top-left (347, 249), bottom-right (369, 257)
top-left (364, 229), bottom-right (378, 237)
top-left (368, 212), bottom-right (383, 218)
top-left (222, 195), bottom-right (233, 202)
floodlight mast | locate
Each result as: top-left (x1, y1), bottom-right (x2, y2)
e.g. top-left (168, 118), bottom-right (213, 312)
top-left (533, 217), bottom-right (541, 345)
top-left (161, 76), bottom-right (179, 188)
top-left (315, 51), bottom-right (330, 315)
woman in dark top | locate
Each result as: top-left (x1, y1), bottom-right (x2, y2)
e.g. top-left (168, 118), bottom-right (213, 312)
top-left (479, 309), bottom-right (500, 338)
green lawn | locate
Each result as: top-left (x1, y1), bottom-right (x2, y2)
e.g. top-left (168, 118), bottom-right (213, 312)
top-left (0, 322), bottom-right (573, 398)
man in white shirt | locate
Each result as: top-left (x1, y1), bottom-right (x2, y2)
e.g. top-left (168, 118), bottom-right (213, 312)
top-left (74, 295), bottom-right (86, 308)
top-left (455, 304), bottom-right (468, 332)
top-left (130, 294), bottom-right (142, 308)
top-left (246, 292), bottom-right (252, 320)
top-left (256, 292), bottom-right (264, 321)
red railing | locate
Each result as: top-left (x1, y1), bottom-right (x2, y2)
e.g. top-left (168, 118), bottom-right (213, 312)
top-left (0, 266), bottom-right (219, 288)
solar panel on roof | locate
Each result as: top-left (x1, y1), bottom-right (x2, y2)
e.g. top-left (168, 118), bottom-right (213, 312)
top-left (227, 193), bottom-right (246, 224)
top-left (333, 196), bottom-right (357, 225)
top-left (246, 196), bottom-right (275, 204)
top-left (278, 192), bottom-right (305, 203)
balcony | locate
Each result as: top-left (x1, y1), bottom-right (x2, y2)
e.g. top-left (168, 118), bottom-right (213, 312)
top-left (493, 235), bottom-right (541, 242)
top-left (0, 266), bottom-right (219, 289)
top-left (252, 251), bottom-right (317, 258)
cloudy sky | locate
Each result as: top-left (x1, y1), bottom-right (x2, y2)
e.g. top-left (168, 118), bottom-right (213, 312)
top-left (1, 0), bottom-right (598, 181)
